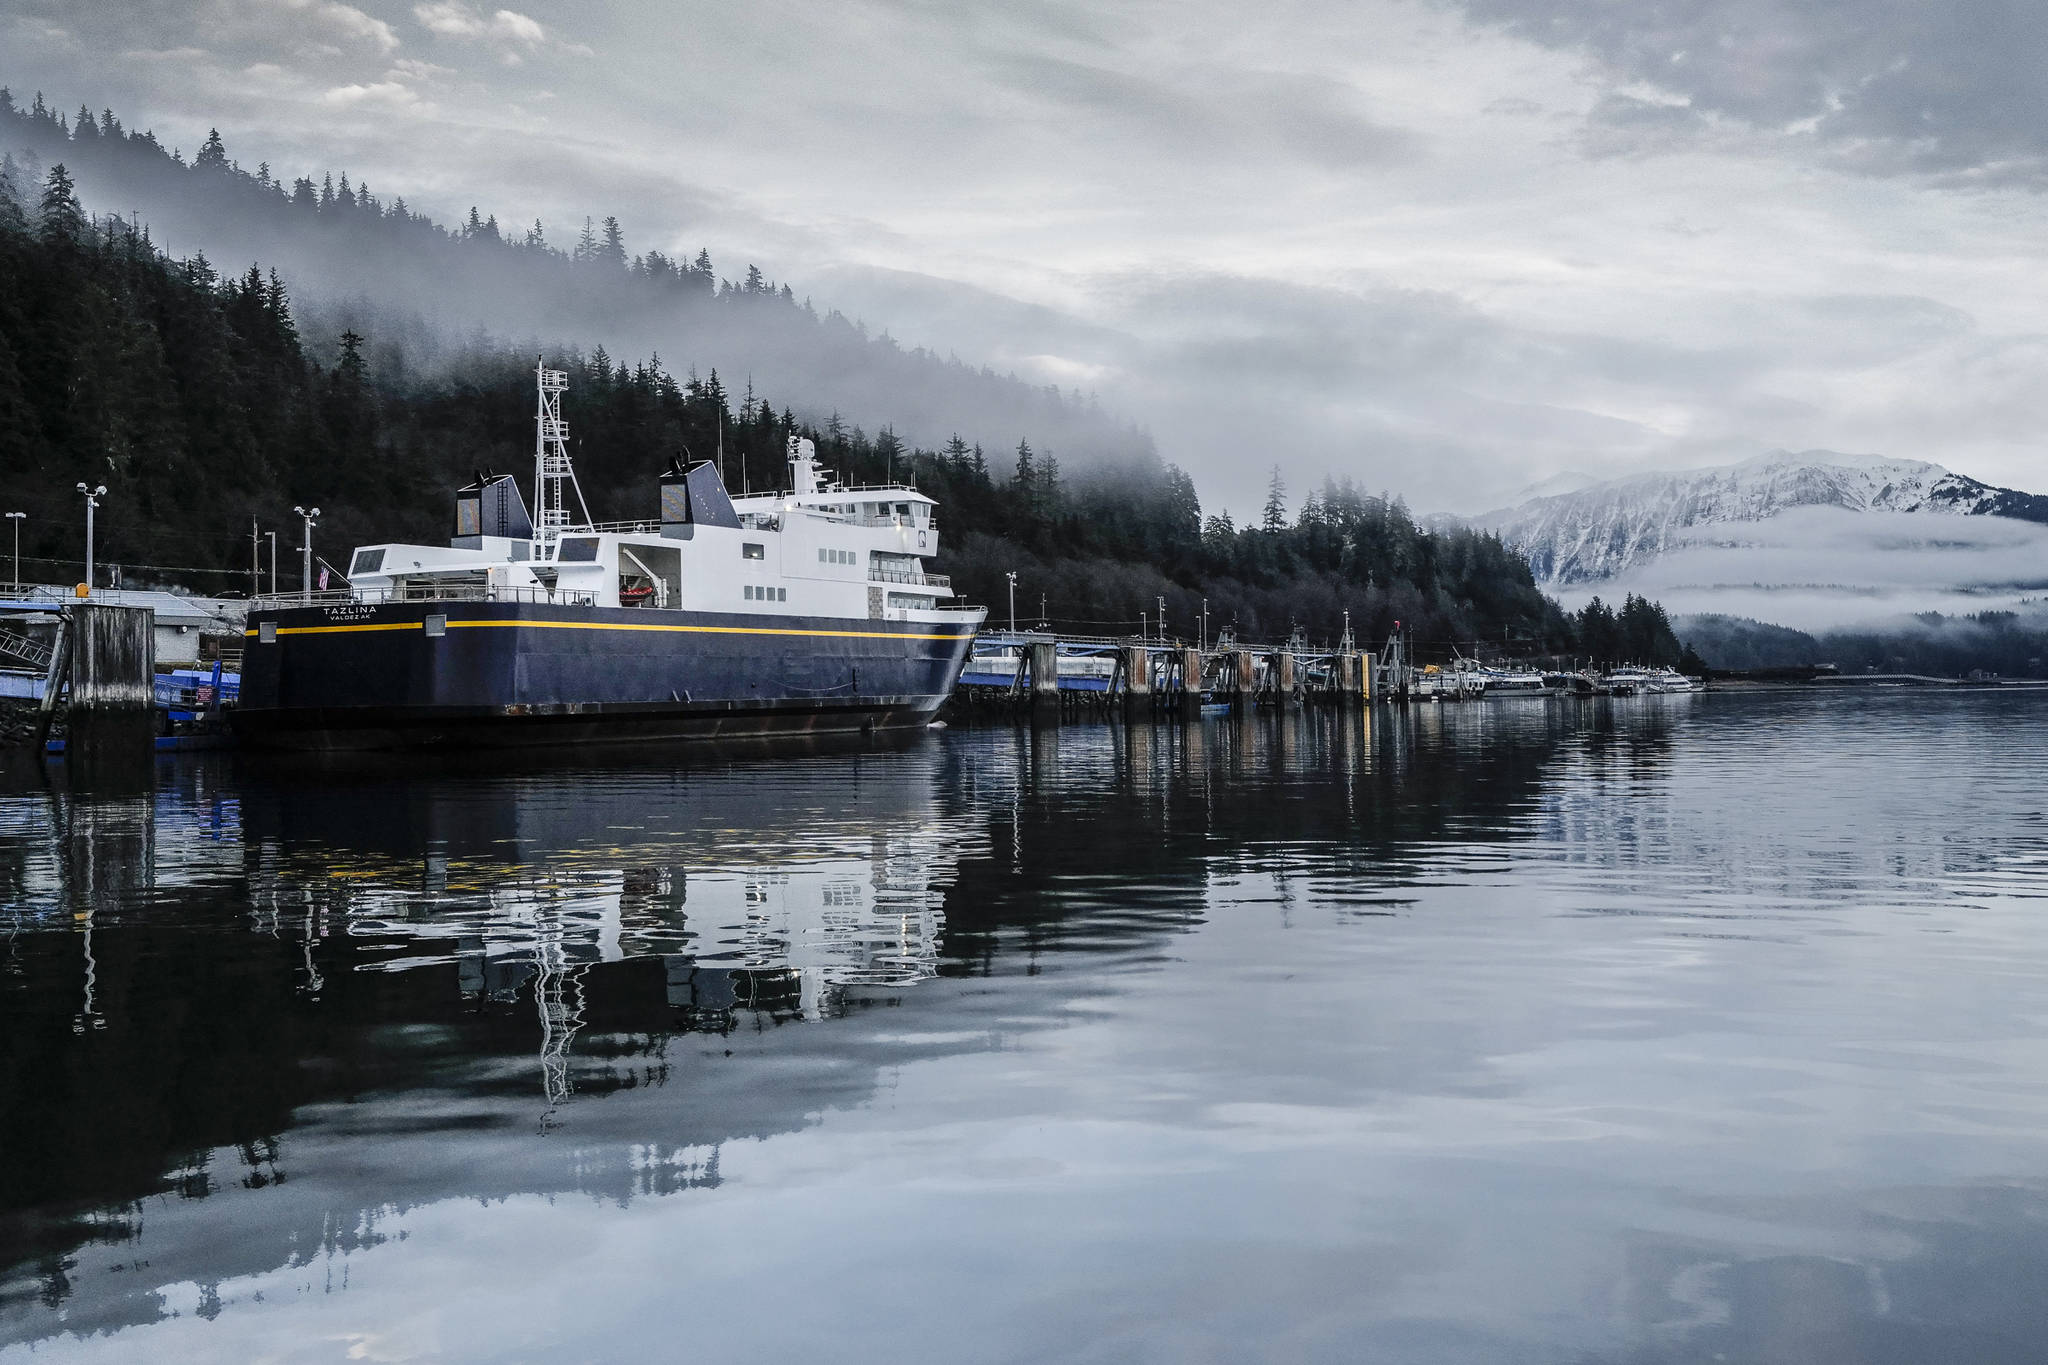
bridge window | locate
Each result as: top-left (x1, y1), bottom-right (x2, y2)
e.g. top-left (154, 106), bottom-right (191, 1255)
top-left (743, 543), bottom-right (765, 560)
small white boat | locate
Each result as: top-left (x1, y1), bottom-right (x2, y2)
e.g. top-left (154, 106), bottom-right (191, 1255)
top-left (1479, 668), bottom-right (1551, 696)
top-left (1606, 666), bottom-right (1700, 695)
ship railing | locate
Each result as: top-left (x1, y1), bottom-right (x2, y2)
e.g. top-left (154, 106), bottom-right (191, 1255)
top-left (254, 584), bottom-right (598, 609)
top-left (868, 568), bottom-right (951, 590)
top-left (580, 519), bottom-right (661, 535)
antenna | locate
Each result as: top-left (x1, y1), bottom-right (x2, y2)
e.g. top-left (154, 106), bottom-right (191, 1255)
top-left (532, 357), bottom-right (592, 557)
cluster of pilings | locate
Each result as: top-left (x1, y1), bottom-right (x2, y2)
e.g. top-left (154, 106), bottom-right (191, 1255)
top-left (950, 637), bottom-right (1387, 723)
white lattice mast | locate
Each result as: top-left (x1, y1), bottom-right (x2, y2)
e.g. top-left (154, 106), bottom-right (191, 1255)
top-left (533, 358), bottom-right (592, 556)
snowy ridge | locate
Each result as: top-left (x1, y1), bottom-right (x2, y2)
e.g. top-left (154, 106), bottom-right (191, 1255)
top-left (1476, 450), bottom-right (2048, 584)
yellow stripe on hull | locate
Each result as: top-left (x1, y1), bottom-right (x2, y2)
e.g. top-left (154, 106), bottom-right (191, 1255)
top-left (250, 618), bottom-right (974, 643)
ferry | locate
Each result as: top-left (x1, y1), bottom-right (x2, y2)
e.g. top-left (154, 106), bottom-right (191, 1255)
top-left (234, 364), bottom-right (986, 750)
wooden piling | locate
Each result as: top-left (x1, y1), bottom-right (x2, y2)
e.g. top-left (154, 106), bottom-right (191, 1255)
top-left (62, 603), bottom-right (156, 779)
top-left (1179, 646), bottom-right (1203, 718)
top-left (1122, 643), bottom-right (1152, 720)
top-left (1029, 640), bottom-right (1061, 723)
top-left (1229, 650), bottom-right (1254, 709)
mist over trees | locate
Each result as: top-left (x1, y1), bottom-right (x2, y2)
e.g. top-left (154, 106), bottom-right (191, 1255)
top-left (0, 89), bottom-right (1711, 666)
top-left (1680, 611), bottom-right (2048, 678)
top-left (0, 90), bottom-right (1152, 470)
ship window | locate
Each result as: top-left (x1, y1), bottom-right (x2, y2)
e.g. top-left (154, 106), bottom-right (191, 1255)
top-left (779, 587), bottom-right (787, 601)
top-left (895, 503), bottom-right (910, 517)
top-left (258, 620), bottom-right (277, 644)
top-left (743, 543), bottom-right (765, 560)
top-left (744, 585), bottom-right (754, 601)
top-left (425, 614), bottom-right (447, 638)
top-left (558, 537), bottom-right (600, 562)
top-left (351, 547), bottom-right (385, 575)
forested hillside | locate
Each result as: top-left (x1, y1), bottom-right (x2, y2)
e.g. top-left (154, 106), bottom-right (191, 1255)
top-left (0, 135), bottom-right (1687, 664)
top-left (0, 89), bottom-right (1146, 469)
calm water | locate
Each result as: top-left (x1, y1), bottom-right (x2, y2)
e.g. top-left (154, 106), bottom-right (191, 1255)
top-left (5, 693), bottom-right (2048, 1363)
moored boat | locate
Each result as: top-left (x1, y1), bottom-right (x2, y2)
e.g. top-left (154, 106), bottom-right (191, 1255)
top-left (234, 364), bottom-right (986, 750)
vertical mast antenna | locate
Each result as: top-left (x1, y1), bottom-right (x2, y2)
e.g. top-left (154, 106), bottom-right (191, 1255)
top-left (533, 357), bottom-right (592, 557)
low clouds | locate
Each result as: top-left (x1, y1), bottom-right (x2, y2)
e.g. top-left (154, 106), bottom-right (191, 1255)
top-left (320, 80), bottom-right (427, 111)
top-left (414, 3), bottom-right (539, 44)
top-left (413, 3), bottom-right (585, 62)
top-left (1451, 0), bottom-right (2048, 186)
top-left (993, 56), bottom-right (1418, 171)
top-left (1556, 507), bottom-right (2048, 631)
top-left (273, 0), bottom-right (401, 54)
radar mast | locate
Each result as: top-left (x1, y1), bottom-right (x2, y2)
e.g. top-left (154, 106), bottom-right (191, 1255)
top-left (533, 358), bottom-right (592, 557)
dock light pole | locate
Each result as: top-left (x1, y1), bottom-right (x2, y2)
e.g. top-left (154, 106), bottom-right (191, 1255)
top-left (266, 531), bottom-right (277, 596)
top-left (1156, 595), bottom-right (1166, 644)
top-left (75, 485), bottom-right (106, 594)
top-left (6, 511), bottom-right (22, 593)
top-left (293, 505), bottom-right (320, 602)
top-left (1006, 571), bottom-right (1017, 634)
top-left (1201, 597), bottom-right (1209, 652)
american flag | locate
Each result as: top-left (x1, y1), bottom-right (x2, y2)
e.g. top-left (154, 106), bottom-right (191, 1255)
top-left (318, 567), bottom-right (330, 590)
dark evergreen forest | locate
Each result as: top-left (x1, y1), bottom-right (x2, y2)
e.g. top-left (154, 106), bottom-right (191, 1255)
top-left (0, 92), bottom-right (1694, 667)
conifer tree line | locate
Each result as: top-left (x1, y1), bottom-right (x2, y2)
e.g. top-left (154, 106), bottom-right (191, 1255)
top-left (0, 140), bottom-right (1693, 667)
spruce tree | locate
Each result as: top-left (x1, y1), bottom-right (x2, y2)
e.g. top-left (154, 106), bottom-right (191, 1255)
top-left (1262, 465), bottom-right (1287, 532)
top-left (38, 163), bottom-right (82, 245)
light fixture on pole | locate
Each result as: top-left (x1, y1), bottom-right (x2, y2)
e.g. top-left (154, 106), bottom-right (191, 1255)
top-left (75, 484), bottom-right (106, 595)
top-left (1005, 571), bottom-right (1017, 634)
top-left (293, 505), bottom-right (321, 603)
top-left (5, 511), bottom-right (22, 594)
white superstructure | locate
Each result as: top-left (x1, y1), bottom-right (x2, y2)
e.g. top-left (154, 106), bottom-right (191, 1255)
top-left (319, 364), bottom-right (971, 631)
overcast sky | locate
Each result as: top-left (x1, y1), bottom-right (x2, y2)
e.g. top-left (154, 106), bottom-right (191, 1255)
top-left (7, 0), bottom-right (2047, 516)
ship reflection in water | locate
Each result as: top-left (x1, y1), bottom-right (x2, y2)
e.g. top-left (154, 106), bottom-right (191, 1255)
top-left (1, 736), bottom-right (992, 1341)
top-left (9, 699), bottom-right (2048, 1362)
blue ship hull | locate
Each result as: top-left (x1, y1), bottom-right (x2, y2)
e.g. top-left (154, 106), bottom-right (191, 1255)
top-left (233, 600), bottom-right (980, 751)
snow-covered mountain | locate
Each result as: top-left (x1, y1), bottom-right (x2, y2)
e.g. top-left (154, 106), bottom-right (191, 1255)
top-left (1478, 450), bottom-right (2048, 584)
